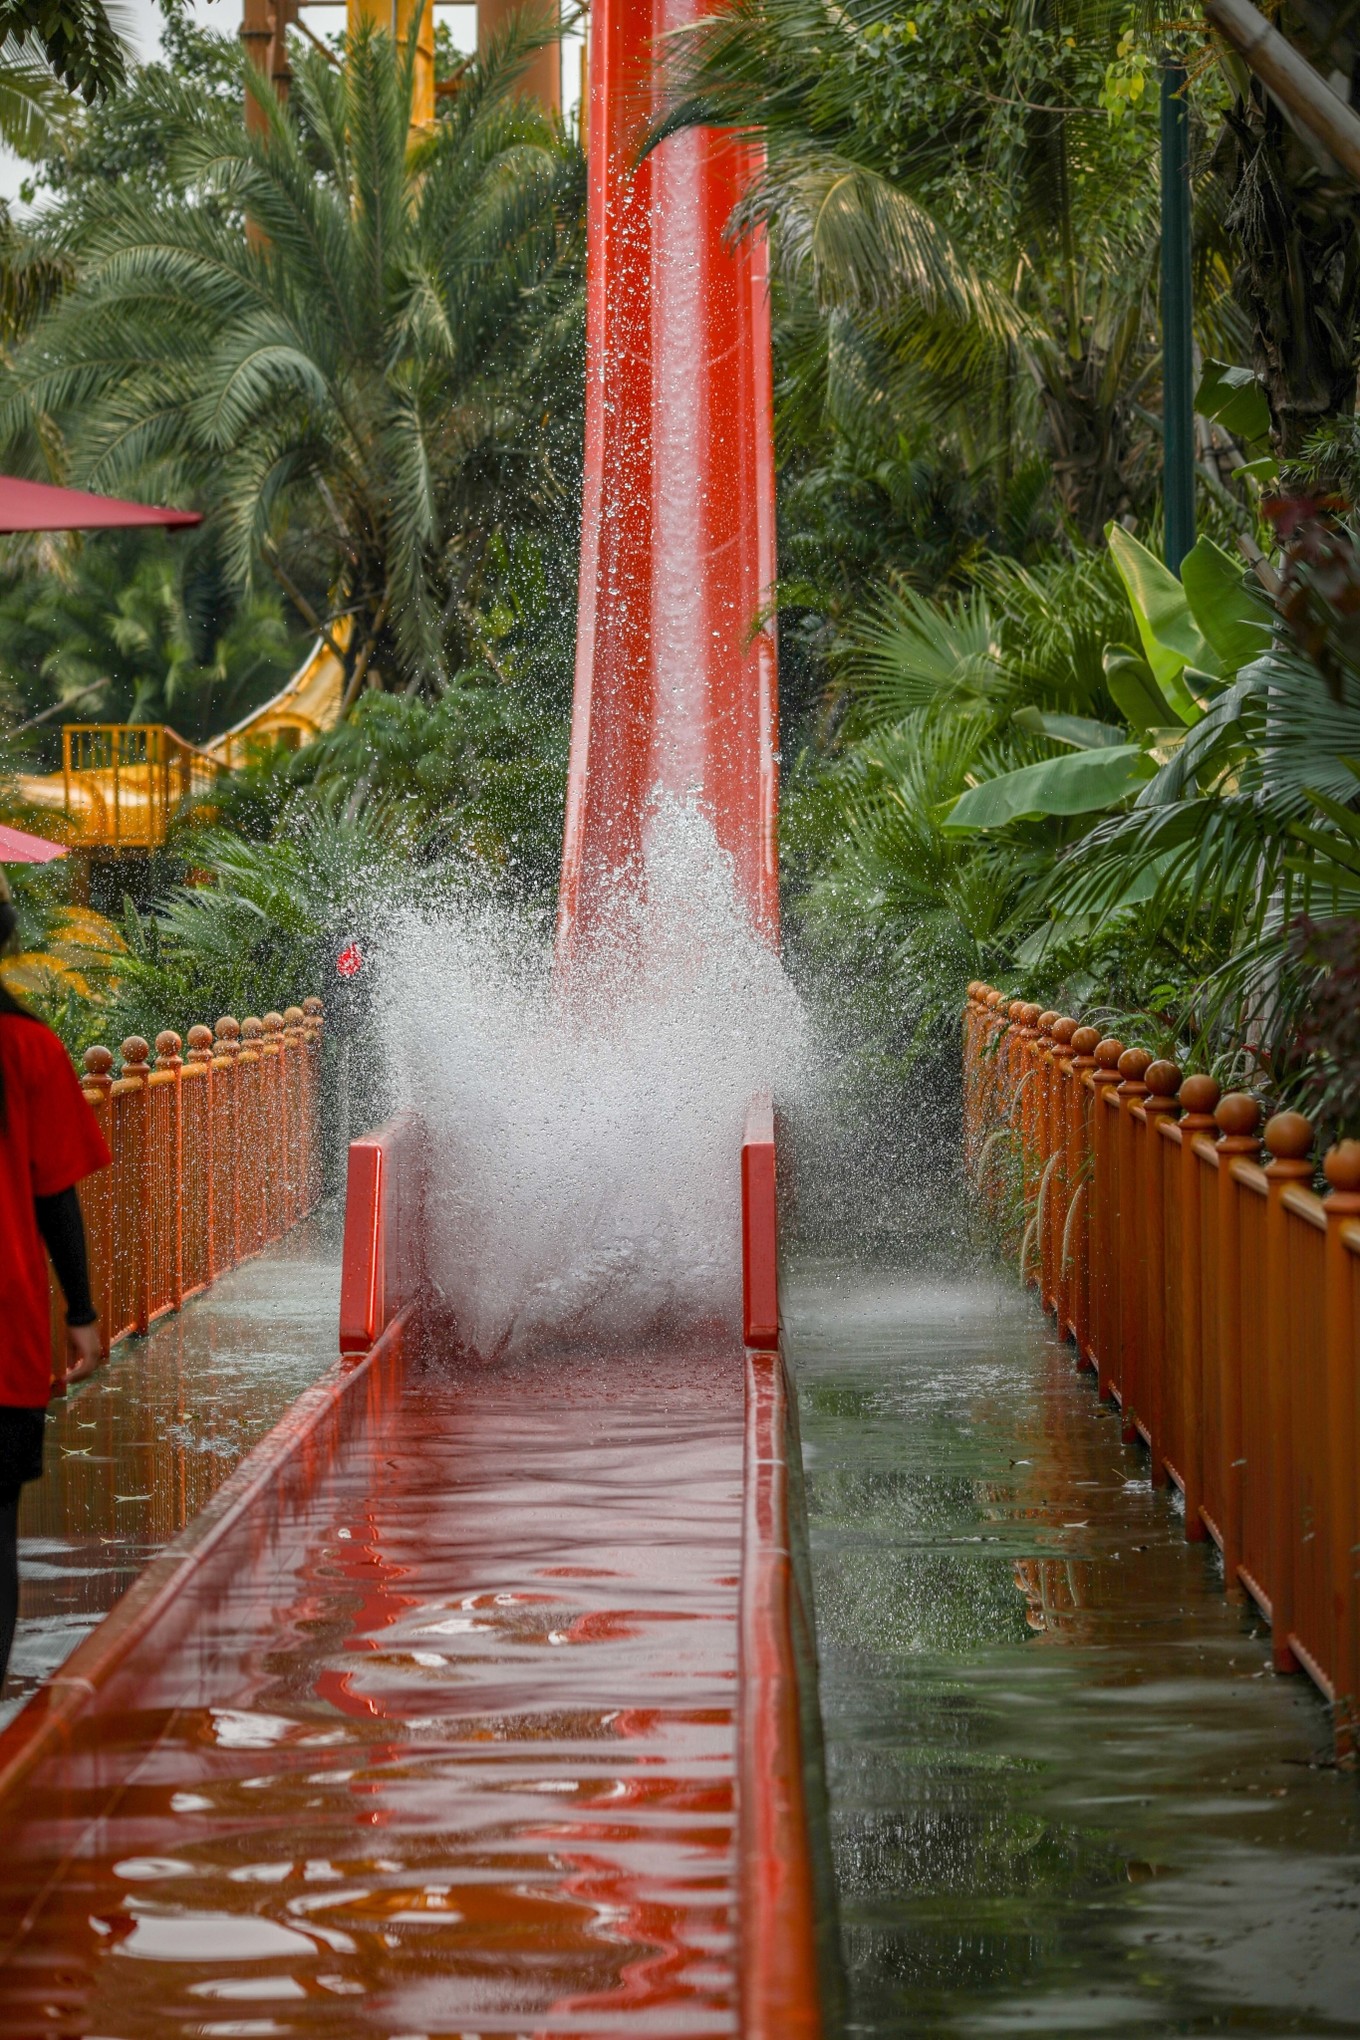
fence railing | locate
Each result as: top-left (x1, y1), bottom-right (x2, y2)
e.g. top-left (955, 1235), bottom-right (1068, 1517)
top-left (964, 982), bottom-right (1360, 1750)
top-left (60, 723), bottom-right (224, 851)
top-left (54, 997), bottom-right (326, 1385)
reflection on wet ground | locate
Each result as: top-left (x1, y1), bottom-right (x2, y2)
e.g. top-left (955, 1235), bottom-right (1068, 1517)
top-left (787, 1263), bottom-right (1360, 2038)
top-left (0, 1342), bottom-right (745, 2036)
top-left (4, 1205), bottom-right (344, 1728)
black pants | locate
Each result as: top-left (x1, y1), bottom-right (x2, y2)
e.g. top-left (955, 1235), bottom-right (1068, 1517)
top-left (0, 1493), bottom-right (17, 1693)
top-left (0, 1409), bottom-right (47, 1694)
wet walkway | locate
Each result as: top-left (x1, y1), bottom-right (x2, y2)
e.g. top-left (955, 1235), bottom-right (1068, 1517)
top-left (4, 1205), bottom-right (343, 1729)
top-left (787, 1264), bottom-right (1360, 2038)
top-left (0, 1341), bottom-right (745, 2036)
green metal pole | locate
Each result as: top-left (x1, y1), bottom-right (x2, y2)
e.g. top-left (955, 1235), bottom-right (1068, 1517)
top-left (1160, 58), bottom-right (1195, 572)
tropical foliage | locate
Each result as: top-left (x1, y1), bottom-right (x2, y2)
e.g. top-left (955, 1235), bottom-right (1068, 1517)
top-left (4, 11), bottom-right (585, 701)
top-left (647, 0), bottom-right (1360, 1131)
top-left (0, 528), bottom-right (303, 742)
top-left (2, 0), bottom-right (1358, 1141)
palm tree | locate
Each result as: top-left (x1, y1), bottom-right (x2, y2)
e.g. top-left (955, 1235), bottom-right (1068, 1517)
top-left (652, 0), bottom-right (1264, 550)
top-left (7, 16), bottom-right (585, 699)
top-left (651, 0), bottom-right (1241, 547)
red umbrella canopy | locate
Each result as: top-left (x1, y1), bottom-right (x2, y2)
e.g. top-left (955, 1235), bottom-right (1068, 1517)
top-left (0, 822), bottom-right (67, 864)
top-left (0, 476), bottom-right (201, 533)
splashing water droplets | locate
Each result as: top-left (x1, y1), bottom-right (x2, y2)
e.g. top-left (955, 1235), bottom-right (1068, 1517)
top-left (382, 798), bottom-right (806, 1356)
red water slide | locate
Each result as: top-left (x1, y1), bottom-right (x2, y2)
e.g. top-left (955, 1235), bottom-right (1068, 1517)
top-left (557, 0), bottom-right (780, 961)
top-left (0, 0), bottom-right (820, 2026)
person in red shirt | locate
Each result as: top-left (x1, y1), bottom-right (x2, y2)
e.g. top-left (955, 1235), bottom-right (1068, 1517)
top-left (0, 872), bottom-right (111, 1689)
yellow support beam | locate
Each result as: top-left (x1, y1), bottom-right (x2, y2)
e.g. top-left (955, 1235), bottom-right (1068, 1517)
top-left (348, 0), bottom-right (435, 126)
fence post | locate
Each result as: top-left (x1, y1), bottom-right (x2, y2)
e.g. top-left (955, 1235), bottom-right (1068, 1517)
top-left (215, 1016), bottom-right (242, 1267)
top-left (1040, 1018), bottom-right (1069, 1317)
top-left (1141, 1061), bottom-right (1182, 1486)
top-left (1016, 1004), bottom-right (1043, 1277)
top-left (1035, 1012), bottom-right (1059, 1308)
top-left (975, 992), bottom-right (1001, 1215)
top-left (187, 1025), bottom-right (216, 1279)
top-left (1322, 1140), bottom-right (1360, 1752)
top-left (155, 1029), bottom-right (184, 1312)
top-left (120, 1036), bottom-right (153, 1335)
top-left (241, 1018), bottom-right (266, 1256)
top-left (1067, 1027), bottom-right (1100, 1363)
top-left (963, 985), bottom-right (982, 1172)
top-left (303, 995), bottom-right (324, 1211)
top-left (1090, 1039), bottom-right (1125, 1400)
top-left (283, 1006), bottom-right (305, 1225)
top-left (1176, 1073), bottom-right (1221, 1545)
top-left (82, 1046), bottom-right (115, 1345)
top-left (1049, 1019), bottom-right (1078, 1331)
top-left (1214, 1093), bottom-right (1261, 1598)
top-left (1263, 1111), bottom-right (1315, 1675)
top-left (1115, 1047), bottom-right (1152, 1444)
top-left (263, 1011), bottom-right (288, 1241)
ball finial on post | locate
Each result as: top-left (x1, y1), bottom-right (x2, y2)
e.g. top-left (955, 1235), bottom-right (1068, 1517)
top-left (82, 1044), bottom-right (114, 1101)
top-left (1215, 1092), bottom-right (1261, 1140)
top-left (1264, 1111), bottom-right (1315, 1164)
top-left (1178, 1073), bottom-right (1220, 1119)
top-left (119, 1036), bottom-right (151, 1083)
top-left (1324, 1139), bottom-right (1360, 1196)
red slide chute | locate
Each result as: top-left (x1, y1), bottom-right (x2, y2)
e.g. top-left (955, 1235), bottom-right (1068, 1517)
top-left (557, 0), bottom-right (780, 965)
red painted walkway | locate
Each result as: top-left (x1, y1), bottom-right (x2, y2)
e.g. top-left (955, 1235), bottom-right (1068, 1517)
top-left (0, 1343), bottom-right (745, 2035)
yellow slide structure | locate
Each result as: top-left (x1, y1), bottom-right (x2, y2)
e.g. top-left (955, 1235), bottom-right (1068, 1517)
top-left (15, 628), bottom-right (346, 854)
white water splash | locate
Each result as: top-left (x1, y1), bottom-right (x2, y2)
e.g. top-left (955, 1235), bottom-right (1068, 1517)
top-left (379, 799), bottom-right (807, 1356)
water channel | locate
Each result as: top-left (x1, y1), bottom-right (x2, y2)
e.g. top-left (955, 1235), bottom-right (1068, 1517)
top-left (3, 1205), bottom-right (343, 1731)
top-left (7, 1201), bottom-right (1360, 2031)
top-left (788, 1261), bottom-right (1360, 2037)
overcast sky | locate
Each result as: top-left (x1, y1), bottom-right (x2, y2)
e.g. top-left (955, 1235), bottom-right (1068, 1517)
top-left (0, 1), bottom-right (581, 205)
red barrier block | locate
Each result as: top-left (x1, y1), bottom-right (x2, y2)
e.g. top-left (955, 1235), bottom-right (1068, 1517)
top-left (740, 1344), bottom-right (823, 2037)
top-left (338, 1114), bottom-right (428, 1356)
top-left (743, 1089), bottom-right (779, 1349)
top-left (339, 1138), bottom-right (384, 1353)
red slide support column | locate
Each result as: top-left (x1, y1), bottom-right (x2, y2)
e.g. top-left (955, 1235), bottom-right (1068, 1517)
top-left (557, 0), bottom-right (780, 965)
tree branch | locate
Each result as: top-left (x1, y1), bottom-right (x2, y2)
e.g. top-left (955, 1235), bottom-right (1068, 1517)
top-left (11, 677), bottom-right (108, 732)
top-left (262, 543), bottom-right (349, 667)
top-left (339, 586), bottom-right (392, 714)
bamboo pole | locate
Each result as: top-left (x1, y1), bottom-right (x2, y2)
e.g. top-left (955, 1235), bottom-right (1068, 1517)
top-left (1204, 0), bottom-right (1360, 183)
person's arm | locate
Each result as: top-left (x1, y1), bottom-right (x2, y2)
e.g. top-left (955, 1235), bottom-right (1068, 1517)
top-left (34, 1187), bottom-right (103, 1383)
top-left (34, 1187), bottom-right (95, 1324)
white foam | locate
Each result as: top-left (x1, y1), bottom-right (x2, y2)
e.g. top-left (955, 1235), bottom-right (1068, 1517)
top-left (378, 798), bottom-right (807, 1356)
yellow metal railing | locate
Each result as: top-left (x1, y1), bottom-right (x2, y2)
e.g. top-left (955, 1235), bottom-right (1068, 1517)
top-left (61, 724), bottom-right (223, 851)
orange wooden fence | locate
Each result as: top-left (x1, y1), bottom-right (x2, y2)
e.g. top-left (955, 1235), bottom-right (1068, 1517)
top-left (53, 997), bottom-right (326, 1384)
top-left (964, 982), bottom-right (1360, 1749)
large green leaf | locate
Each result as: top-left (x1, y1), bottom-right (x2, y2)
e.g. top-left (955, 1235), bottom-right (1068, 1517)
top-left (944, 745), bottom-right (1147, 830)
top-left (1180, 537), bottom-right (1272, 675)
top-left (1010, 707), bottom-right (1127, 749)
top-left (1105, 524), bottom-right (1211, 717)
top-left (1102, 645), bottom-right (1177, 732)
top-left (1195, 360), bottom-right (1270, 448)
